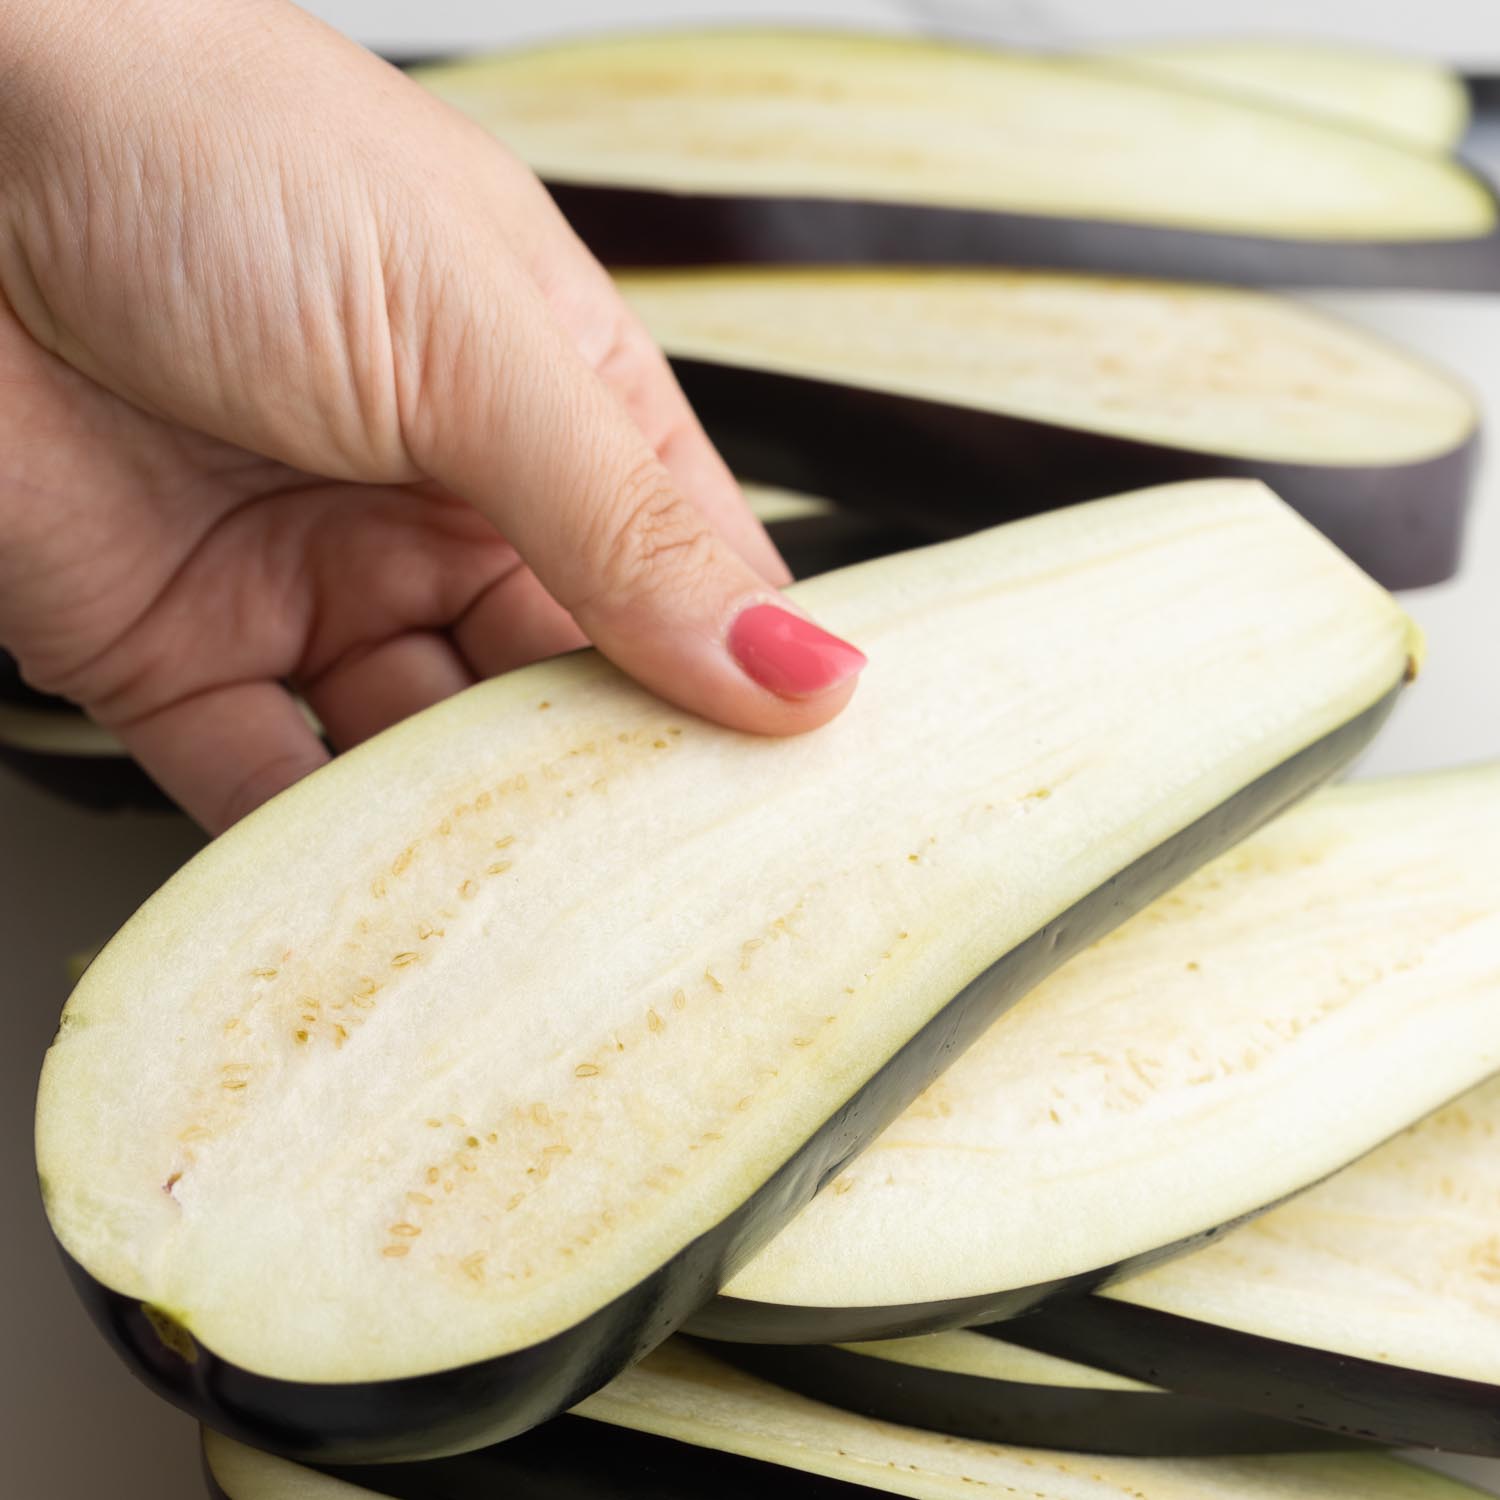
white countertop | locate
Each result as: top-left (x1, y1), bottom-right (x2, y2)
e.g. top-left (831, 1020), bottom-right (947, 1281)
top-left (2, 5), bottom-right (1498, 1495)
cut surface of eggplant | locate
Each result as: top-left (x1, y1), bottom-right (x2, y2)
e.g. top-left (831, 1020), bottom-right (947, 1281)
top-left (700, 764), bottom-right (1500, 1342)
top-left (36, 482), bottom-right (1414, 1462)
top-left (745, 483), bottom-right (927, 579)
top-left (0, 697), bottom-right (171, 813)
top-left (1109, 41), bottom-right (1470, 150)
top-left (0, 650), bottom-right (162, 811)
top-left (201, 1343), bottom-right (1484, 1500)
top-left (702, 1330), bottom-right (1363, 1454)
top-left (413, 32), bottom-right (1500, 287)
top-left (743, 484), bottom-right (836, 526)
top-left (1009, 1067), bottom-right (1500, 1453)
top-left (624, 268), bottom-right (1479, 589)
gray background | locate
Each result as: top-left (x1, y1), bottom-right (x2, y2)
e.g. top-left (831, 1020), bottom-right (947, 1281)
top-left (2, 2), bottom-right (1498, 1494)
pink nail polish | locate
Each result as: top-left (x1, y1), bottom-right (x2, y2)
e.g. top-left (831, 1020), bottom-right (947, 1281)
top-left (728, 603), bottom-right (867, 700)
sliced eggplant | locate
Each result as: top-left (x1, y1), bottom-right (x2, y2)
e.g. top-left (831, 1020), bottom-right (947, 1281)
top-left (624, 268), bottom-right (1479, 589)
top-left (699, 764), bottom-right (1500, 1343)
top-left (412, 32), bottom-right (1500, 289)
top-left (700, 1330), bottom-right (1362, 1455)
top-left (1107, 41), bottom-right (1470, 150)
top-left (200, 1342), bottom-right (1484, 1500)
top-left (0, 691), bottom-right (169, 812)
top-left (745, 484), bottom-right (925, 579)
top-left (36, 481), bottom-right (1414, 1462)
top-left (1007, 1068), bottom-right (1500, 1453)
top-left (0, 486), bottom-right (904, 813)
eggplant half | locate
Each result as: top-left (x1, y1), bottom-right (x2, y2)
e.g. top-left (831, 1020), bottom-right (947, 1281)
top-left (1108, 40), bottom-right (1471, 150)
top-left (200, 1341), bottom-right (1483, 1500)
top-left (35, 481), bottom-right (1414, 1463)
top-left (412, 31), bottom-right (1500, 289)
top-left (0, 653), bottom-right (168, 812)
top-left (745, 484), bottom-right (925, 580)
top-left (1007, 1067), bottom-right (1500, 1454)
top-left (700, 1330), bottom-right (1362, 1456)
top-left (698, 764), bottom-right (1500, 1343)
top-left (0, 486), bottom-right (883, 814)
top-left (624, 268), bottom-right (1479, 589)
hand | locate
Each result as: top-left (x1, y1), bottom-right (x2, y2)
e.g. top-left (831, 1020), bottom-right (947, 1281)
top-left (0, 0), bottom-right (866, 833)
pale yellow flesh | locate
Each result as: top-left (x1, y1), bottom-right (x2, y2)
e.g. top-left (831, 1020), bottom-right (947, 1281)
top-left (841, 1327), bottom-right (1157, 1393)
top-left (413, 32), bottom-right (1494, 239)
top-left (36, 483), bottom-right (1413, 1384)
top-left (742, 483), bottom-right (837, 525)
top-left (1111, 40), bottom-right (1470, 150)
top-left (622, 268), bottom-right (1477, 467)
top-left (724, 766), bottom-right (1500, 1310)
top-left (0, 700), bottom-right (123, 756)
top-left (202, 1342), bottom-right (1483, 1500)
top-left (1109, 1070), bottom-right (1500, 1383)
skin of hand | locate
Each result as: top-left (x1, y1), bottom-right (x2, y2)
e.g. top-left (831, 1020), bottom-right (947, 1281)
top-left (0, 0), bottom-right (866, 833)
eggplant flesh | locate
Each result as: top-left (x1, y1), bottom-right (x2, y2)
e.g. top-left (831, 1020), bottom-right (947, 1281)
top-left (200, 1342), bottom-right (1484, 1500)
top-left (698, 764), bottom-right (1498, 1343)
top-left (625, 269), bottom-right (1479, 589)
top-left (0, 486), bottom-right (882, 813)
top-left (0, 695), bottom-right (171, 813)
top-left (702, 1331), bottom-right (1366, 1455)
top-left (1109, 41), bottom-right (1470, 149)
top-left (413, 32), bottom-right (1500, 288)
top-left (1009, 1067), bottom-right (1500, 1454)
top-left (36, 482), bottom-right (1413, 1462)
top-left (745, 485), bottom-right (928, 580)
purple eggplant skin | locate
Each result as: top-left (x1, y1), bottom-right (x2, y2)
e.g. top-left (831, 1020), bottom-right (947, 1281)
top-left (668, 360), bottom-right (1479, 593)
top-left (696, 1339), bottom-right (1371, 1458)
top-left (547, 182), bottom-right (1500, 294)
top-left (687, 1179), bottom-right (1280, 1345)
top-left (763, 513), bottom-right (928, 580)
top-left (1002, 1299), bottom-right (1500, 1456)
top-left (0, 652), bottom-right (173, 812)
top-left (203, 1415), bottom-right (880, 1500)
top-left (59, 684), bottom-right (1402, 1465)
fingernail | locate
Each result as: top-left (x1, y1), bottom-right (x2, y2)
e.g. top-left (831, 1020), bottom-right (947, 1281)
top-left (728, 603), bottom-right (867, 700)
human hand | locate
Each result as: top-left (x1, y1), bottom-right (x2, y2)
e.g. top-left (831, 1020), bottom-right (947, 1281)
top-left (0, 0), bottom-right (866, 832)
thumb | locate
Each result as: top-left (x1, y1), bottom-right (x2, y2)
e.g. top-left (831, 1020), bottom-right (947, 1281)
top-left (402, 261), bottom-right (866, 735)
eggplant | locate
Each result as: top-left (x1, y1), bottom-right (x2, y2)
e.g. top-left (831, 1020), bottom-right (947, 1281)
top-left (623, 268), bottom-right (1480, 590)
top-left (199, 1341), bottom-right (1485, 1500)
top-left (745, 484), bottom-right (926, 580)
top-left (0, 487), bottom-right (896, 815)
top-left (35, 481), bottom-right (1414, 1463)
top-left (0, 674), bottom-right (169, 813)
top-left (699, 1330), bottom-right (1363, 1455)
top-left (1006, 1067), bottom-right (1500, 1454)
top-left (697, 764), bottom-right (1500, 1344)
top-left (1097, 41), bottom-right (1470, 150)
top-left (411, 32), bottom-right (1500, 289)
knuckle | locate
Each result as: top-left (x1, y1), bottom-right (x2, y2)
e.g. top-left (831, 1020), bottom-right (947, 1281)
top-left (579, 460), bottom-right (716, 612)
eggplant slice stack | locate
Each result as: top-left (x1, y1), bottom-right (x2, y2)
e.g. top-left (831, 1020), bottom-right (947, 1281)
top-left (32, 26), bottom-right (1500, 1496)
top-left (37, 482), bottom-right (1414, 1461)
top-left (401, 38), bottom-right (1474, 156)
top-left (697, 764), bottom-right (1500, 1344)
top-left (411, 31), bottom-right (1500, 288)
top-left (1102, 39), bottom-right (1471, 150)
top-left (200, 1341), bottom-right (1489, 1500)
top-left (1008, 1068), bottom-right (1500, 1453)
top-left (699, 1331), bottom-right (1358, 1457)
top-left (624, 267), bottom-right (1478, 589)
